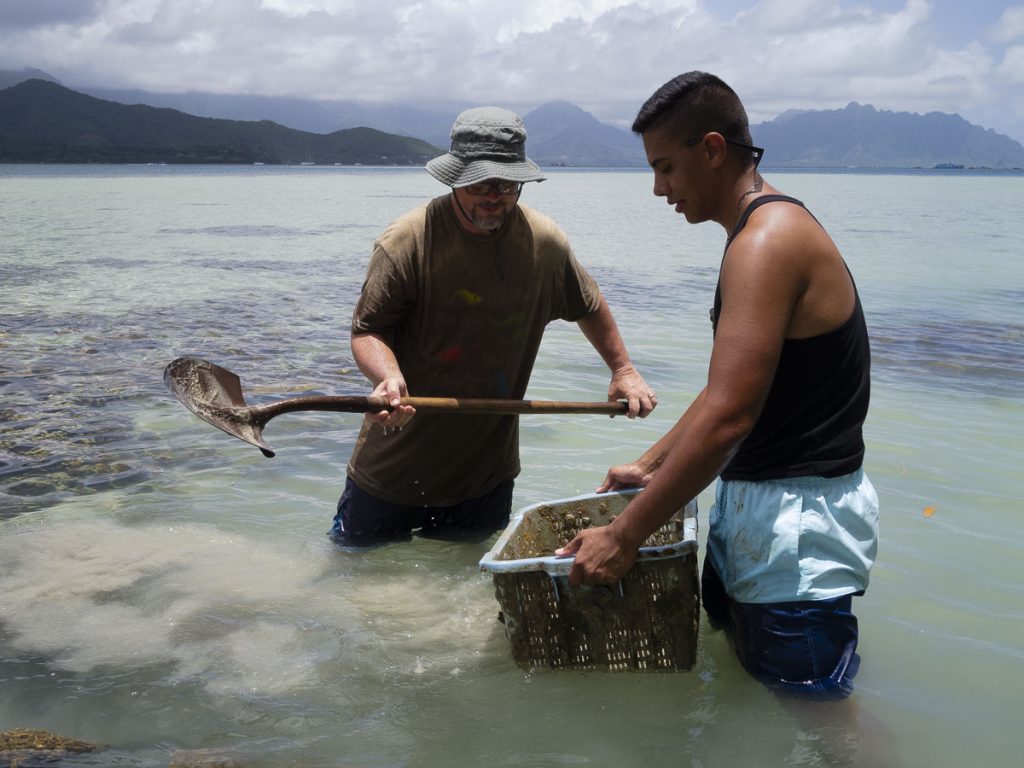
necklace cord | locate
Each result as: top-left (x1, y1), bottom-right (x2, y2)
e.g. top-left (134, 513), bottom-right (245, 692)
top-left (733, 172), bottom-right (763, 222)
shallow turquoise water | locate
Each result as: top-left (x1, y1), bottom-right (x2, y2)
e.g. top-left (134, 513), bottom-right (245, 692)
top-left (1, 165), bottom-right (1021, 766)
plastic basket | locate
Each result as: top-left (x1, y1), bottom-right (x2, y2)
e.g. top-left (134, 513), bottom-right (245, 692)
top-left (479, 489), bottom-right (699, 671)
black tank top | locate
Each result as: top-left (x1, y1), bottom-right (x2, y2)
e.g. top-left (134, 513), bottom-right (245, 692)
top-left (713, 195), bottom-right (870, 481)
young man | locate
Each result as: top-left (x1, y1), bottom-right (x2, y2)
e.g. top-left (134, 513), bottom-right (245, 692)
top-left (333, 107), bottom-right (657, 545)
top-left (558, 73), bottom-right (879, 700)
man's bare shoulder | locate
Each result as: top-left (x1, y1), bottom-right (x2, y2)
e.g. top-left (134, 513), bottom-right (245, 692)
top-left (727, 195), bottom-right (852, 336)
top-left (731, 197), bottom-right (836, 268)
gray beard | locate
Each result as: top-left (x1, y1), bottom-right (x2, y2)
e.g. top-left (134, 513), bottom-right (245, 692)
top-left (471, 212), bottom-right (505, 231)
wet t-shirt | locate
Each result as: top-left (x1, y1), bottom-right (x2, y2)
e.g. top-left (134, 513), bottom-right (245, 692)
top-left (347, 195), bottom-right (601, 506)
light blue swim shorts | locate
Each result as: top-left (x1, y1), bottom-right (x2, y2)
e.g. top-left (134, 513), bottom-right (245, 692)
top-left (706, 468), bottom-right (879, 603)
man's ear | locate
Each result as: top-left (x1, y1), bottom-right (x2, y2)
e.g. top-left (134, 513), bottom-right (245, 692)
top-left (703, 132), bottom-right (729, 169)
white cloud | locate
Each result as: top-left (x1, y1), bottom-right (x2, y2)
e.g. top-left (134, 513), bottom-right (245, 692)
top-left (0, 0), bottom-right (104, 29)
top-left (1, 0), bottom-right (1022, 142)
top-left (260, 0), bottom-right (356, 16)
top-left (998, 44), bottom-right (1024, 83)
top-left (489, 0), bottom-right (697, 41)
top-left (990, 4), bottom-right (1024, 44)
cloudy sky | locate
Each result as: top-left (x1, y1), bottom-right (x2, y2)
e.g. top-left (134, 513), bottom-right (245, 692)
top-left (2, 0), bottom-right (1023, 142)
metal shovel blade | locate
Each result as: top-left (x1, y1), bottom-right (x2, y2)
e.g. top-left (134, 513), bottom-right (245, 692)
top-left (163, 356), bottom-right (277, 457)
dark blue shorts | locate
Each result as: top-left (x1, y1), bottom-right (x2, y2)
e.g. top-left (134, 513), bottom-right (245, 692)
top-left (702, 555), bottom-right (861, 701)
top-left (329, 476), bottom-right (514, 546)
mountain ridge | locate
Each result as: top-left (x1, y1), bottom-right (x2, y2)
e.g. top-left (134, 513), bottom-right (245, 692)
top-left (524, 100), bottom-right (645, 167)
top-left (751, 101), bottom-right (1024, 169)
top-left (0, 80), bottom-right (440, 165)
top-left (2, 69), bottom-right (1023, 169)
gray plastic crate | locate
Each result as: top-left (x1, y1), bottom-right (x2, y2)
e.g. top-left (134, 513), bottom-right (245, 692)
top-left (480, 489), bottom-right (698, 671)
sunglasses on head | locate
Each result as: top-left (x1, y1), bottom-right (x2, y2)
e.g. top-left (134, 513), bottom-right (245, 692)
top-left (683, 134), bottom-right (764, 168)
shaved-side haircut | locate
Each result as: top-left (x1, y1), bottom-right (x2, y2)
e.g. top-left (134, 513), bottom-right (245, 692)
top-left (633, 72), bottom-right (757, 166)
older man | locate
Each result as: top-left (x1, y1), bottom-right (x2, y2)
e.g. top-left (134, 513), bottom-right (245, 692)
top-left (332, 107), bottom-right (656, 545)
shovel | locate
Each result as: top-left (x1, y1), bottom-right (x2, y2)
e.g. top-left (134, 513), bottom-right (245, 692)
top-left (163, 356), bottom-right (628, 457)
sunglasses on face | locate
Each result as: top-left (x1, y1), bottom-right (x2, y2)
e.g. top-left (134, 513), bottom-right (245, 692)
top-left (461, 180), bottom-right (523, 196)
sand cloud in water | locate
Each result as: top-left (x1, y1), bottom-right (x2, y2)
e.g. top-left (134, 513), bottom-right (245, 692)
top-left (0, 513), bottom-right (499, 698)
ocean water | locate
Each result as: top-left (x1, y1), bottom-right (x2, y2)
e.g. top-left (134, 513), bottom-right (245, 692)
top-left (0, 164), bottom-right (1021, 767)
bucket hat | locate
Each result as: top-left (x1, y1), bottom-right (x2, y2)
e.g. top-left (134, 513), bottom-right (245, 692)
top-left (426, 107), bottom-right (546, 188)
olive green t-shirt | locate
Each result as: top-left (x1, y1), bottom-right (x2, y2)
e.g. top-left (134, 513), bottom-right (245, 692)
top-left (347, 194), bottom-right (601, 506)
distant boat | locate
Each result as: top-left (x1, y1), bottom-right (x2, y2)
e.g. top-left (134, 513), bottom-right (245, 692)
top-left (300, 161), bottom-right (315, 166)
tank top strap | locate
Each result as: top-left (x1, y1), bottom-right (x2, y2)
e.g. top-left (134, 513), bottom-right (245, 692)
top-left (725, 194), bottom-right (806, 247)
top-left (714, 194), bottom-right (809, 333)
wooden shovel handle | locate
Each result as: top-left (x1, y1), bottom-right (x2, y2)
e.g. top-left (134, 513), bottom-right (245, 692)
top-left (391, 396), bottom-right (628, 415)
top-left (259, 394), bottom-right (628, 417)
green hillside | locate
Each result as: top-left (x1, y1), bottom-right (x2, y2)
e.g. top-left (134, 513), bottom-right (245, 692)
top-left (0, 80), bottom-right (441, 165)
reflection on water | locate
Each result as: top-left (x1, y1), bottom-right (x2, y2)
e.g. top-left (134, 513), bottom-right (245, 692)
top-left (1, 167), bottom-right (1021, 767)
top-left (871, 312), bottom-right (1024, 395)
top-left (1, 317), bottom-right (158, 517)
top-left (158, 222), bottom-right (373, 238)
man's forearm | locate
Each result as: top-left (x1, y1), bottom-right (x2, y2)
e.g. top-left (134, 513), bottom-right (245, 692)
top-left (575, 297), bottom-right (634, 373)
top-left (634, 389), bottom-right (707, 473)
top-left (611, 392), bottom-right (739, 547)
top-left (351, 332), bottom-right (401, 386)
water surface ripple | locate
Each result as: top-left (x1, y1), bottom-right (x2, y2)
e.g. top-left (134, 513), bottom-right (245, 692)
top-left (1, 166), bottom-right (1021, 768)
